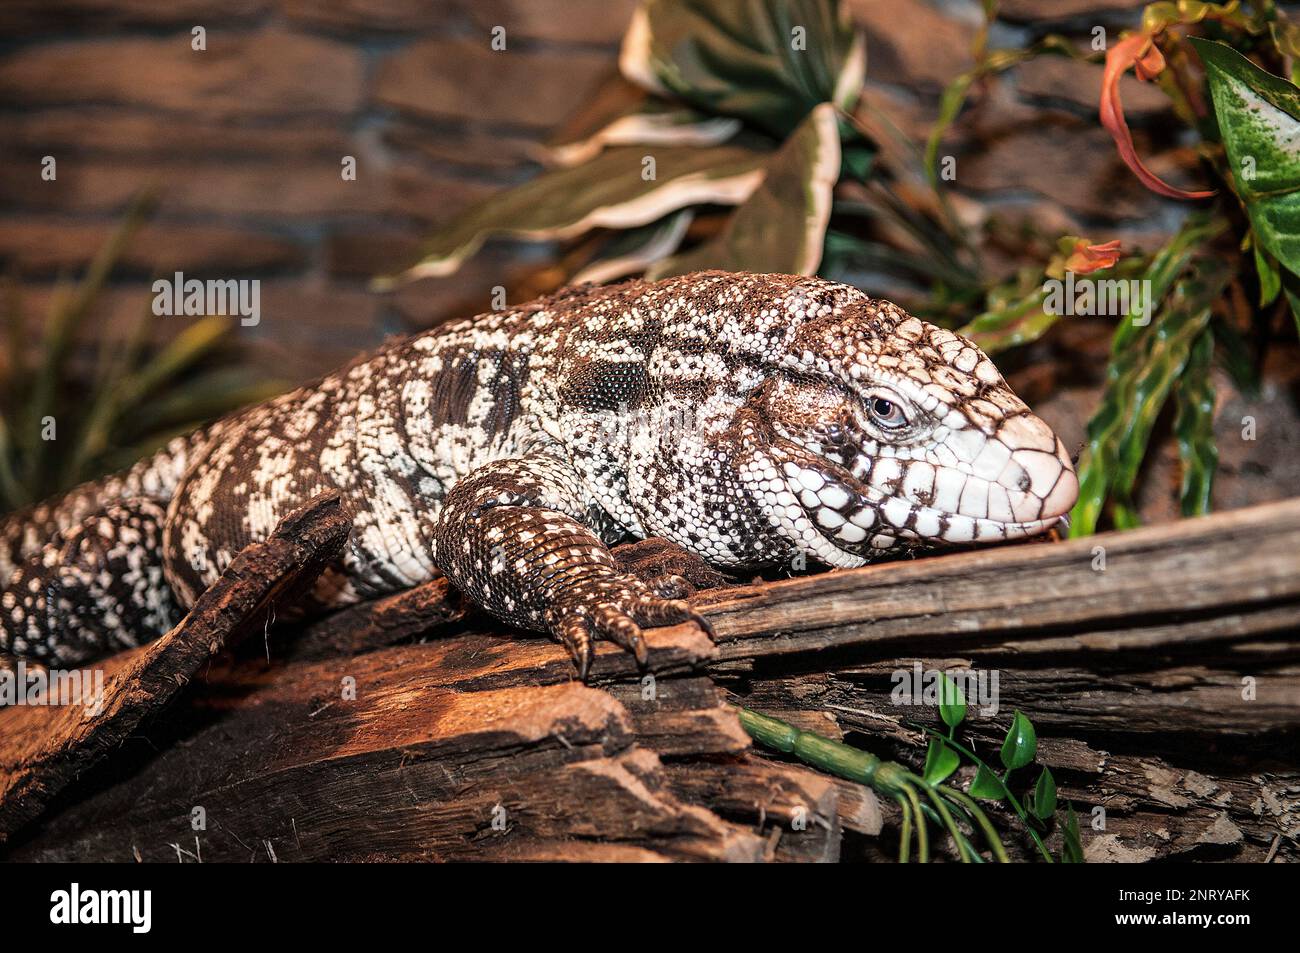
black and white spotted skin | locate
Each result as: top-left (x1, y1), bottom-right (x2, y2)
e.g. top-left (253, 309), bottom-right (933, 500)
top-left (0, 272), bottom-right (1078, 676)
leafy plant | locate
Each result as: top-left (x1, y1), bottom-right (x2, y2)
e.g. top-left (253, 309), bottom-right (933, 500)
top-left (0, 198), bottom-right (283, 512)
top-left (736, 703), bottom-right (1010, 863)
top-left (904, 0), bottom-right (1300, 535)
top-left (385, 0), bottom-right (976, 301)
top-left (739, 678), bottom-right (1084, 862)
top-left (913, 675), bottom-right (1082, 863)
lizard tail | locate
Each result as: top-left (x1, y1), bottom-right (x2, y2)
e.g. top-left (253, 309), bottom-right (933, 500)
top-left (0, 432), bottom-right (205, 583)
top-left (0, 497), bottom-right (181, 665)
top-left (0, 431), bottom-right (207, 665)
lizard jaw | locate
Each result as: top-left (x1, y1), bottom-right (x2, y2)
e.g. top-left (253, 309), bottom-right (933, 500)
top-left (747, 433), bottom-right (1076, 569)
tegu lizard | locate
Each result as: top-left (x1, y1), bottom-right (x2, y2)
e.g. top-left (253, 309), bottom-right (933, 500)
top-left (0, 272), bottom-right (1078, 678)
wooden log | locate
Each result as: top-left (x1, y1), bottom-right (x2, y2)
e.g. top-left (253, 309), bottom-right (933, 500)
top-left (290, 498), bottom-right (1300, 701)
top-left (695, 497), bottom-right (1300, 663)
top-left (6, 496), bottom-right (1298, 861)
top-left (3, 604), bottom-right (820, 861)
top-left (0, 492), bottom-right (351, 844)
top-left (7, 677), bottom-right (770, 862)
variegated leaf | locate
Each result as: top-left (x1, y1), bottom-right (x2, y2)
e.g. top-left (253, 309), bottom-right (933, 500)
top-left (649, 102), bottom-right (839, 278)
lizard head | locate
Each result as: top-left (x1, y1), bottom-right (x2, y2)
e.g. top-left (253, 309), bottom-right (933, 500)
top-left (740, 297), bottom-right (1078, 568)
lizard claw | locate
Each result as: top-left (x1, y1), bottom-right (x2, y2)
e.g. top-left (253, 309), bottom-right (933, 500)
top-left (555, 615), bottom-right (594, 681)
top-left (593, 604), bottom-right (650, 666)
top-left (642, 572), bottom-right (694, 600)
top-left (545, 576), bottom-right (710, 679)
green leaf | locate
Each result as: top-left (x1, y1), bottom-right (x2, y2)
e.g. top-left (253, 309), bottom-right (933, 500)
top-left (0, 411), bottom-right (27, 511)
top-left (25, 194), bottom-right (154, 486)
top-left (1000, 710), bottom-right (1037, 771)
top-left (1031, 767), bottom-right (1058, 821)
top-left (1109, 269), bottom-right (1226, 513)
top-left (938, 672), bottom-right (966, 729)
top-left (958, 287), bottom-right (1055, 354)
top-left (544, 94), bottom-right (743, 167)
top-left (621, 0), bottom-right (866, 138)
top-left (538, 74), bottom-right (742, 168)
top-left (389, 140), bottom-right (771, 285)
top-left (123, 316), bottom-right (230, 402)
top-left (1192, 37), bottom-right (1300, 273)
top-left (650, 103), bottom-right (840, 277)
top-left (1271, 18), bottom-right (1300, 86)
top-left (819, 221), bottom-right (975, 293)
top-left (1285, 269), bottom-right (1300, 338)
top-left (968, 764), bottom-right (1005, 801)
top-left (839, 138), bottom-right (873, 184)
top-left (1173, 328), bottom-right (1218, 517)
top-left (1068, 219), bottom-right (1227, 537)
top-left (923, 737), bottom-right (961, 786)
top-left (122, 367), bottom-right (283, 438)
top-left (570, 210), bottom-right (694, 285)
top-left (1253, 240), bottom-right (1282, 306)
top-left (1061, 802), bottom-right (1085, 863)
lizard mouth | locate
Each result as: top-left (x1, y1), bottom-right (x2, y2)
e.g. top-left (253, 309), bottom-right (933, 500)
top-left (757, 435), bottom-right (1070, 568)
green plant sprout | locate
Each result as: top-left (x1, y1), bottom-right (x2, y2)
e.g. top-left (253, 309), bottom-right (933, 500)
top-left (914, 673), bottom-right (1084, 863)
top-left (735, 704), bottom-right (1009, 863)
top-left (736, 673), bottom-right (1086, 863)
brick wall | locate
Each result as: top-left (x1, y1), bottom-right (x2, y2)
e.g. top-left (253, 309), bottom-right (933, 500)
top-left (0, 0), bottom-right (1171, 383)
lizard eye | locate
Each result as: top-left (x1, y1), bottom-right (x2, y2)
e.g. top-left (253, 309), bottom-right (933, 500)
top-left (869, 396), bottom-right (908, 429)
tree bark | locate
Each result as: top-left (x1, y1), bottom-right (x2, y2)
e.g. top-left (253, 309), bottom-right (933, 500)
top-left (3, 498), bottom-right (1297, 861)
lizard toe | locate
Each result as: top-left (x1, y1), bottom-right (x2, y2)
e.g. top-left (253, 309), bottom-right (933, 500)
top-left (592, 603), bottom-right (649, 666)
top-left (630, 593), bottom-right (714, 639)
top-left (642, 572), bottom-right (694, 600)
top-left (553, 614), bottom-right (595, 681)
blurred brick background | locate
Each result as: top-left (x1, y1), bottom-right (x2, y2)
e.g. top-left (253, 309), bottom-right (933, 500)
top-left (0, 0), bottom-right (1208, 382)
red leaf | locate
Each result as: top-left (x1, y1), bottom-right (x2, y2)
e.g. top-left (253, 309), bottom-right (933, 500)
top-left (1100, 33), bottom-right (1215, 201)
top-left (1066, 239), bottom-right (1123, 273)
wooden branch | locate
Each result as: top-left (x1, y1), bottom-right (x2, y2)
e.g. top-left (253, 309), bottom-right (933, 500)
top-left (6, 646), bottom-right (862, 862)
top-left (290, 498), bottom-right (1300, 692)
top-left (694, 497), bottom-right (1300, 662)
top-left (0, 492), bottom-right (350, 844)
top-left (6, 497), bottom-right (1297, 861)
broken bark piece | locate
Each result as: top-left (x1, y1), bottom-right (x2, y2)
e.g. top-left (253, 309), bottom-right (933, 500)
top-left (666, 757), bottom-right (845, 862)
top-left (603, 676), bottom-right (749, 757)
top-left (0, 492), bottom-right (351, 843)
top-left (7, 670), bottom-right (766, 862)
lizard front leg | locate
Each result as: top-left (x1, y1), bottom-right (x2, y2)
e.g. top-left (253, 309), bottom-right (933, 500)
top-left (431, 451), bottom-right (710, 679)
